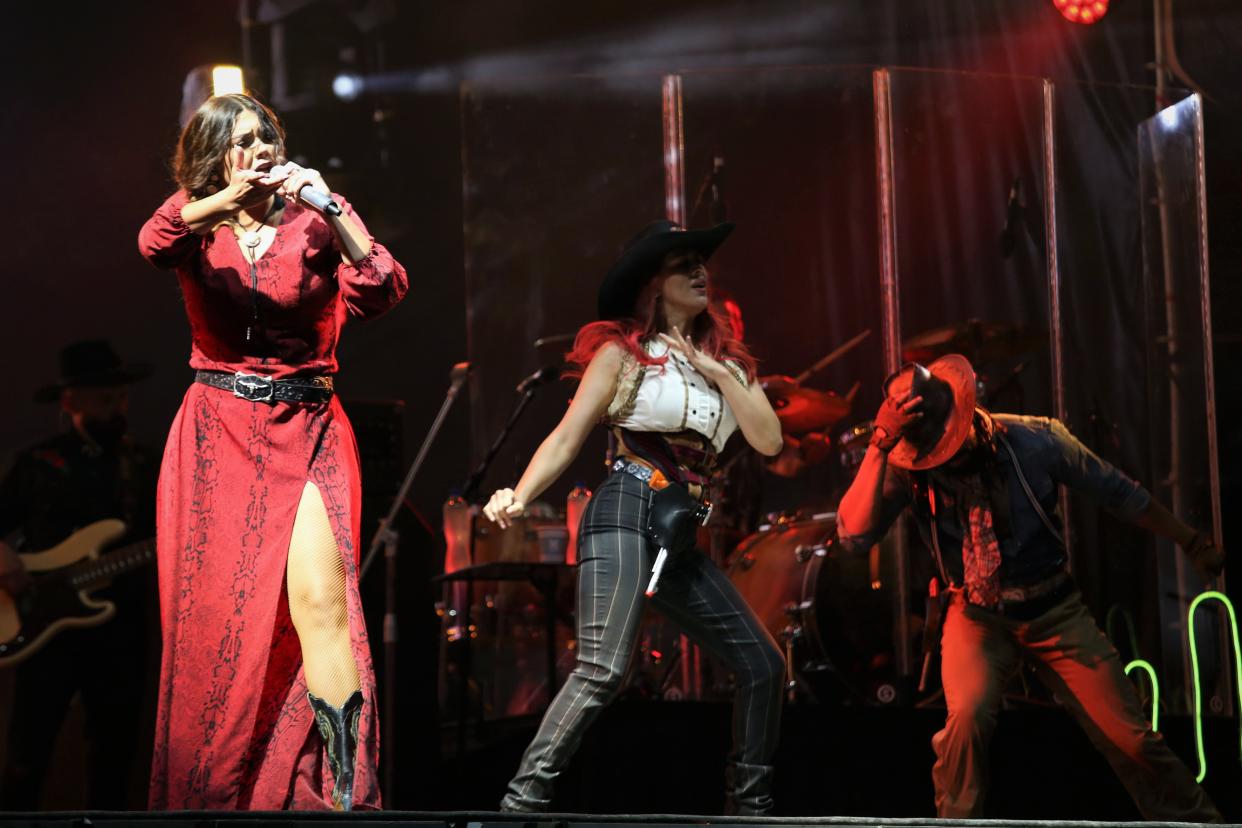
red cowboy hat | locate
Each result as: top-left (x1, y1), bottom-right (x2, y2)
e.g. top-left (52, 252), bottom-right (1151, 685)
top-left (882, 354), bottom-right (977, 471)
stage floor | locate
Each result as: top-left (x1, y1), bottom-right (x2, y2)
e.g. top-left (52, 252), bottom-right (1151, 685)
top-left (0, 813), bottom-right (1238, 828)
top-left (3, 703), bottom-right (1237, 822)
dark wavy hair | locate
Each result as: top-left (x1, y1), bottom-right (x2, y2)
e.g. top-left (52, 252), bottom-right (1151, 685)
top-left (173, 94), bottom-right (286, 198)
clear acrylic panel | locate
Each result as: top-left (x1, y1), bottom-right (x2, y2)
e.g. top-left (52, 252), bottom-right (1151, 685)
top-left (1138, 94), bottom-right (1228, 715)
top-left (677, 67), bottom-right (906, 696)
top-left (461, 74), bottom-right (667, 495)
top-left (456, 74), bottom-right (666, 720)
top-left (678, 67), bottom-right (884, 510)
top-left (887, 69), bottom-right (1055, 417)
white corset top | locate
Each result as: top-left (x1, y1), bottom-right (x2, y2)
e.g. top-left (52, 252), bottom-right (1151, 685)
top-left (603, 339), bottom-right (746, 454)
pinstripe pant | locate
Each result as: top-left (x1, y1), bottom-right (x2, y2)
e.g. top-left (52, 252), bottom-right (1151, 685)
top-left (501, 471), bottom-right (785, 814)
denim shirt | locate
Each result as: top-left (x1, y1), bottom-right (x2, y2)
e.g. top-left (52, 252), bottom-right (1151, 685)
top-left (837, 414), bottom-right (1151, 586)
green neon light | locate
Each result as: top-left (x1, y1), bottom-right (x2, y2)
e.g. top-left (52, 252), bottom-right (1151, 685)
top-left (1124, 659), bottom-right (1160, 732)
top-left (1187, 590), bottom-right (1242, 783)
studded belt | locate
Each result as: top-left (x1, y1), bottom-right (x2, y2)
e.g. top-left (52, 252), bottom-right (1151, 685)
top-left (195, 370), bottom-right (334, 404)
top-left (612, 457), bottom-right (708, 504)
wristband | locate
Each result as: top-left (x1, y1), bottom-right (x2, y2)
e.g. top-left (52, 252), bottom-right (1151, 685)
top-left (869, 426), bottom-right (900, 453)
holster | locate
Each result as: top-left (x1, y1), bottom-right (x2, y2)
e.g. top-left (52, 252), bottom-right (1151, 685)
top-left (917, 578), bottom-right (948, 693)
top-left (646, 483), bottom-right (711, 555)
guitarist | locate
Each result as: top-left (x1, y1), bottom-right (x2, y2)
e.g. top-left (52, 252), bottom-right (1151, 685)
top-left (0, 340), bottom-right (158, 809)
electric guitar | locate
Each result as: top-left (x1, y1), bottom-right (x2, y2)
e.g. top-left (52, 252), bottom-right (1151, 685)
top-left (0, 519), bottom-right (155, 667)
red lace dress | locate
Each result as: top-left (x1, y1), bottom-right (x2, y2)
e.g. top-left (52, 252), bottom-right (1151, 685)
top-left (138, 190), bottom-right (408, 810)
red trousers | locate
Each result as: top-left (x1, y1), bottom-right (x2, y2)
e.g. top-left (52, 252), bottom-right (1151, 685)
top-left (933, 587), bottom-right (1218, 821)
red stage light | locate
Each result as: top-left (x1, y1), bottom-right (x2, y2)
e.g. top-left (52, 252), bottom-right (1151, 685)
top-left (1052, 0), bottom-right (1109, 24)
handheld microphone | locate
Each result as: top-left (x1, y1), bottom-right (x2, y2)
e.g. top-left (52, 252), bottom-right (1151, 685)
top-left (516, 365), bottom-right (560, 394)
top-left (268, 164), bottom-right (343, 216)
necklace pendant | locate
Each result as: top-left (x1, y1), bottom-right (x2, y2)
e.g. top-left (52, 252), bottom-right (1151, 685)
top-left (241, 230), bottom-right (262, 249)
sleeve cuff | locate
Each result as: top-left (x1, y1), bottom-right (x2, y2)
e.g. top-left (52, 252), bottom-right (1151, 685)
top-left (162, 190), bottom-right (192, 232)
top-left (1117, 485), bottom-right (1152, 521)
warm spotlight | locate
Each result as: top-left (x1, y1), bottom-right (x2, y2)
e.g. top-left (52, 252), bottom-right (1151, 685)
top-left (211, 65), bottom-right (246, 96)
top-left (1052, 0), bottom-right (1109, 24)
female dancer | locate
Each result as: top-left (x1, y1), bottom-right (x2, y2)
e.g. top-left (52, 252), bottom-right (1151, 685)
top-left (484, 220), bottom-right (785, 815)
top-left (138, 94), bottom-right (408, 810)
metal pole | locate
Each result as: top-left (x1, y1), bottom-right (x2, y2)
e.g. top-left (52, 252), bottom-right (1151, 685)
top-left (1041, 80), bottom-right (1073, 569)
top-left (661, 72), bottom-right (700, 698)
top-left (872, 68), bottom-right (913, 680)
top-left (1192, 94), bottom-right (1224, 562)
top-left (662, 75), bottom-right (686, 226)
top-left (1191, 94), bottom-right (1231, 714)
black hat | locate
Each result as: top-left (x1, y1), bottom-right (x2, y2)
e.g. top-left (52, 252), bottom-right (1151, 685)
top-left (597, 220), bottom-right (734, 320)
top-left (34, 340), bottom-right (154, 403)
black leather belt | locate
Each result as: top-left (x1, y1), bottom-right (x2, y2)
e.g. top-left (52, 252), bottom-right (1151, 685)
top-left (195, 370), bottom-right (334, 404)
top-left (998, 570), bottom-right (1075, 621)
top-left (1000, 569), bottom-right (1071, 604)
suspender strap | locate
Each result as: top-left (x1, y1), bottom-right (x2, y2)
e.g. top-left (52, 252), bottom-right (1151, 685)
top-left (923, 479), bottom-right (954, 587)
top-left (997, 431), bottom-right (1065, 547)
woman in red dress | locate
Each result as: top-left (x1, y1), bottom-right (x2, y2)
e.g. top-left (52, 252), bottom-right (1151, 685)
top-left (138, 94), bottom-right (408, 811)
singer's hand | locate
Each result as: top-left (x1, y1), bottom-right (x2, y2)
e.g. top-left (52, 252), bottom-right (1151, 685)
top-left (275, 163), bottom-right (332, 212)
top-left (483, 488), bottom-right (526, 530)
top-left (224, 147), bottom-right (283, 210)
top-left (1186, 532), bottom-right (1226, 579)
top-left (870, 393), bottom-right (924, 453)
top-left (659, 329), bottom-right (728, 385)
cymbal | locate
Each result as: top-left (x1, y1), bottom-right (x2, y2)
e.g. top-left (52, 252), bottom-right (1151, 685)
top-left (902, 318), bottom-right (1044, 365)
top-left (761, 375), bottom-right (851, 434)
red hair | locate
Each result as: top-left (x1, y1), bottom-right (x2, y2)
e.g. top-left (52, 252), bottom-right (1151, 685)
top-left (565, 285), bottom-right (758, 382)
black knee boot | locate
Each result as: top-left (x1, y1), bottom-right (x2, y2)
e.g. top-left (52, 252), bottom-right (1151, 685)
top-left (308, 689), bottom-right (364, 810)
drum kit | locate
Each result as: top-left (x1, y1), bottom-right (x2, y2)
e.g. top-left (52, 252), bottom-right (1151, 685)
top-left (439, 318), bottom-right (1044, 715)
top-left (718, 319), bottom-right (1044, 703)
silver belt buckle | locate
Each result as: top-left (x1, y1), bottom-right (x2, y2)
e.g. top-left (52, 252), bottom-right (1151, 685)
top-left (233, 371), bottom-right (275, 402)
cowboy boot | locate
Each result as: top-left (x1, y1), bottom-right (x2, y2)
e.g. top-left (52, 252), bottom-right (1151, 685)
top-left (724, 761), bottom-right (775, 816)
top-left (308, 689), bottom-right (364, 810)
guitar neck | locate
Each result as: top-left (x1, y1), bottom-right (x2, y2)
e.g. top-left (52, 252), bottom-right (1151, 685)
top-left (64, 540), bottom-right (156, 590)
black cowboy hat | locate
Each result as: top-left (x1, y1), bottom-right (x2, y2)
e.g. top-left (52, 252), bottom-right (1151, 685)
top-left (34, 340), bottom-right (154, 403)
top-left (597, 220), bottom-right (734, 320)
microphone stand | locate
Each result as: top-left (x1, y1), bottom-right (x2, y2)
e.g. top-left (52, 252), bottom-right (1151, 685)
top-left (460, 382), bottom-right (545, 503)
top-left (446, 373), bottom-right (556, 768)
top-left (360, 360), bottom-right (470, 807)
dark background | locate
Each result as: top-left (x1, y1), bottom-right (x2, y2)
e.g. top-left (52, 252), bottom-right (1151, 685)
top-left (1, 0), bottom-right (1239, 815)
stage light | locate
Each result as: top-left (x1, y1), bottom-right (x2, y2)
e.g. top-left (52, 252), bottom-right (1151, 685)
top-left (212, 65), bottom-right (245, 96)
top-left (1052, 0), bottom-right (1109, 24)
top-left (333, 72), bottom-right (364, 101)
